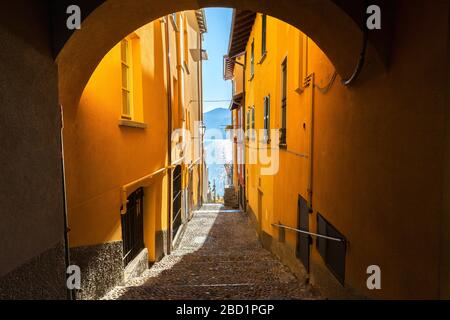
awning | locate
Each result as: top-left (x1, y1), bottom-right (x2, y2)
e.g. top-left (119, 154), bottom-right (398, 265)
top-left (190, 49), bottom-right (208, 62)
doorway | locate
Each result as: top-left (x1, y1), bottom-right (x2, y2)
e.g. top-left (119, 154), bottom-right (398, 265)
top-left (121, 188), bottom-right (145, 267)
top-left (172, 165), bottom-right (183, 241)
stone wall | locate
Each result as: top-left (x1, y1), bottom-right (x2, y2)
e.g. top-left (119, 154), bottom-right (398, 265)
top-left (0, 242), bottom-right (67, 300)
top-left (70, 241), bottom-right (124, 300)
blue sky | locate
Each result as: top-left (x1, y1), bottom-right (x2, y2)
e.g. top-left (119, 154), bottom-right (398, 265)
top-left (202, 8), bottom-right (233, 113)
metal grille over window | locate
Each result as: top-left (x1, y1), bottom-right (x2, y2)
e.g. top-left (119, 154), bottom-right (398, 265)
top-left (316, 213), bottom-right (347, 285)
top-left (121, 188), bottom-right (145, 267)
top-left (172, 165), bottom-right (183, 240)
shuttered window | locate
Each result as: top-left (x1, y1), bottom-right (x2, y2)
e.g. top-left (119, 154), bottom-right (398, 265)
top-left (316, 213), bottom-right (347, 285)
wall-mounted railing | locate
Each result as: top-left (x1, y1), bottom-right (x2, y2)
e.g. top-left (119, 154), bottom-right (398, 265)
top-left (271, 223), bottom-right (344, 242)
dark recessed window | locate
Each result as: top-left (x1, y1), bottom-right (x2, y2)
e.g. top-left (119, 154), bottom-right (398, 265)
top-left (251, 107), bottom-right (255, 141)
top-left (263, 95), bottom-right (270, 142)
top-left (261, 14), bottom-right (267, 56)
top-left (250, 40), bottom-right (255, 79)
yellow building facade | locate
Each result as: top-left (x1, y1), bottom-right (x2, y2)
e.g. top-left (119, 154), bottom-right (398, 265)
top-left (63, 10), bottom-right (206, 300)
top-left (225, 11), bottom-right (440, 299)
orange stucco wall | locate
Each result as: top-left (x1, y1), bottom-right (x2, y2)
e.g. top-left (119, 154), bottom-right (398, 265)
top-left (64, 11), bottom-right (204, 261)
top-left (241, 7), bottom-right (447, 299)
top-left (63, 21), bottom-right (169, 260)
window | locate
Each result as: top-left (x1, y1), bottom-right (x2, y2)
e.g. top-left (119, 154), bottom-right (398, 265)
top-left (280, 58), bottom-right (288, 146)
top-left (121, 39), bottom-right (132, 119)
top-left (246, 109), bottom-right (250, 141)
top-left (120, 34), bottom-right (144, 124)
top-left (183, 15), bottom-right (189, 71)
top-left (171, 13), bottom-right (178, 30)
top-left (250, 39), bottom-right (255, 79)
top-left (251, 107), bottom-right (255, 141)
top-left (263, 95), bottom-right (270, 142)
top-left (261, 15), bottom-right (267, 56)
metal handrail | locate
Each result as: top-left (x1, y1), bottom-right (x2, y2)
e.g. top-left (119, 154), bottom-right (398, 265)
top-left (271, 223), bottom-right (344, 243)
top-left (188, 157), bottom-right (202, 170)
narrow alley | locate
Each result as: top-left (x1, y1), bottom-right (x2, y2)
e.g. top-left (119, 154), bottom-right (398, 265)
top-left (103, 204), bottom-right (320, 300)
top-left (3, 1), bottom-right (450, 302)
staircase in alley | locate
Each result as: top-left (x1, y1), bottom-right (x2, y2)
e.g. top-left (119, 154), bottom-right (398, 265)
top-left (223, 187), bottom-right (239, 209)
top-left (103, 204), bottom-right (321, 300)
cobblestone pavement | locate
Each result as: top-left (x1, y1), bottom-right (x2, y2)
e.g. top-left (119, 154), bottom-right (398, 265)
top-left (103, 204), bottom-right (322, 300)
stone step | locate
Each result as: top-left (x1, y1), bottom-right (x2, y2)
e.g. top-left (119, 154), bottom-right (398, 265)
top-left (104, 282), bottom-right (319, 300)
top-left (102, 203), bottom-right (323, 301)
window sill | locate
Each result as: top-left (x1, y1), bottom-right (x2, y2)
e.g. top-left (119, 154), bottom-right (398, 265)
top-left (119, 119), bottom-right (148, 129)
top-left (258, 52), bottom-right (267, 64)
top-left (170, 15), bottom-right (179, 32)
top-left (295, 86), bottom-right (304, 95)
top-left (183, 61), bottom-right (190, 75)
top-left (279, 143), bottom-right (287, 150)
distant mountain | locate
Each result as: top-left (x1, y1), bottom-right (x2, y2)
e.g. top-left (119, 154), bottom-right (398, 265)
top-left (204, 108), bottom-right (231, 138)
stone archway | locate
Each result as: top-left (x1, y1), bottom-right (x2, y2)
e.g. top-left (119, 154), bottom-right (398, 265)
top-left (54, 0), bottom-right (387, 109)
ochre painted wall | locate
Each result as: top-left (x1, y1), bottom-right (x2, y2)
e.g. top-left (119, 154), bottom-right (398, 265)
top-left (63, 21), bottom-right (169, 260)
top-left (63, 11), bottom-right (204, 260)
top-left (241, 6), bottom-right (447, 299)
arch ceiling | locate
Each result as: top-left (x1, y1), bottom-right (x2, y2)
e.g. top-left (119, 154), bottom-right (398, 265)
top-left (52, 0), bottom-right (388, 108)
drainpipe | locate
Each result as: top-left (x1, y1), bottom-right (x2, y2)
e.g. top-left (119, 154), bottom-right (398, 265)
top-left (164, 16), bottom-right (173, 255)
top-left (307, 73), bottom-right (315, 211)
top-left (241, 53), bottom-right (247, 212)
top-left (59, 105), bottom-right (74, 300)
top-left (303, 37), bottom-right (314, 212)
top-left (198, 32), bottom-right (203, 206)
